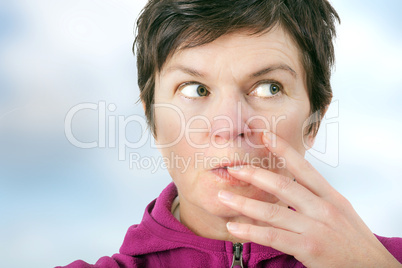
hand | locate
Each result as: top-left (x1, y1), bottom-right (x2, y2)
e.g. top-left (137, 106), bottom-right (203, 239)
top-left (218, 131), bottom-right (401, 268)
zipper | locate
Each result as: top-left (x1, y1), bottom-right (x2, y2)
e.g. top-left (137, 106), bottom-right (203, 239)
top-left (230, 243), bottom-right (244, 268)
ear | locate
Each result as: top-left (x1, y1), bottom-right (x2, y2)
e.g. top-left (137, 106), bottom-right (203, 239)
top-left (304, 104), bottom-right (329, 150)
top-left (142, 101), bottom-right (146, 112)
top-left (304, 132), bottom-right (316, 150)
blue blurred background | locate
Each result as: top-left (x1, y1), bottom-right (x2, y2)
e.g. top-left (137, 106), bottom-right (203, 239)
top-left (0, 0), bottom-right (401, 267)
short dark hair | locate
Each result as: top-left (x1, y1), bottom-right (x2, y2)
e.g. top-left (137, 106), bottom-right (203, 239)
top-left (134, 0), bottom-right (340, 137)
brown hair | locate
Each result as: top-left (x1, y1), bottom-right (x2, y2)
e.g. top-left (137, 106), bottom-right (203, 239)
top-left (134, 0), bottom-right (340, 137)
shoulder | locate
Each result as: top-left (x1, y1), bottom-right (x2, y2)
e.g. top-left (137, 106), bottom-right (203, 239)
top-left (376, 234), bottom-right (402, 262)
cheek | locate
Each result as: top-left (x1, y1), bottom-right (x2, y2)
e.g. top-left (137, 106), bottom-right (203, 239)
top-left (154, 106), bottom-right (185, 145)
top-left (154, 107), bottom-right (203, 183)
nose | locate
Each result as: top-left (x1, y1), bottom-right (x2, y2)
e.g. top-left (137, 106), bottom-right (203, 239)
top-left (209, 95), bottom-right (251, 144)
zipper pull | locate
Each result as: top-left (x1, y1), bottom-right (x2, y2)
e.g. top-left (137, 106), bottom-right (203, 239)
top-left (230, 243), bottom-right (244, 268)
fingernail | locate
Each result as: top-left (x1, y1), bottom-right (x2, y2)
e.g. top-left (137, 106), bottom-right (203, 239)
top-left (218, 190), bottom-right (234, 200)
top-left (227, 165), bottom-right (242, 171)
top-left (227, 222), bottom-right (240, 232)
top-left (263, 130), bottom-right (275, 145)
top-left (262, 130), bottom-right (270, 145)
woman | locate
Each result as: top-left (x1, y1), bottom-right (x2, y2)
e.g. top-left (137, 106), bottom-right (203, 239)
top-left (59, 0), bottom-right (402, 267)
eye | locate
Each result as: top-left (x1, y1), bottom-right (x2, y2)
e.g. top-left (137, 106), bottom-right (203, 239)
top-left (179, 83), bottom-right (210, 98)
top-left (249, 82), bottom-right (282, 97)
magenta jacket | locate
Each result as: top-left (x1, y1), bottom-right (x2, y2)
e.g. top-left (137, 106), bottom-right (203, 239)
top-left (58, 183), bottom-right (402, 268)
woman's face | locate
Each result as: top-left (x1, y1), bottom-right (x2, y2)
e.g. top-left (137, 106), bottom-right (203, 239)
top-left (153, 26), bottom-right (311, 217)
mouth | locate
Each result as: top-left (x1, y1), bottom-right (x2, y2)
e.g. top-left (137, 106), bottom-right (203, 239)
top-left (212, 159), bottom-right (248, 169)
top-left (210, 161), bottom-right (249, 186)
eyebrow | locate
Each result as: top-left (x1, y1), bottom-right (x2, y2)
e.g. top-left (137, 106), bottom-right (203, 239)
top-left (164, 63), bottom-right (297, 79)
top-left (164, 65), bottom-right (206, 78)
top-left (251, 64), bottom-right (297, 78)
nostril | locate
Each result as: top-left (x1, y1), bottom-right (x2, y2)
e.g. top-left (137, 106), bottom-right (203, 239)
top-left (238, 133), bottom-right (244, 138)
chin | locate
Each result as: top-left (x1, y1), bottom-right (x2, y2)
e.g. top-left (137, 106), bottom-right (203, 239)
top-left (201, 198), bottom-right (244, 218)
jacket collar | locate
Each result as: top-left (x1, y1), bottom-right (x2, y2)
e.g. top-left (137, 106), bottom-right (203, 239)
top-left (120, 182), bottom-right (286, 261)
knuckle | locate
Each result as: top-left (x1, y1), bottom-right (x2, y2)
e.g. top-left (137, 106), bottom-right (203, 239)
top-left (321, 202), bottom-right (341, 222)
top-left (265, 228), bottom-right (279, 245)
top-left (322, 203), bottom-right (335, 218)
top-left (275, 175), bottom-right (293, 192)
top-left (323, 197), bottom-right (353, 227)
top-left (303, 237), bottom-right (323, 257)
top-left (262, 204), bottom-right (281, 221)
top-left (328, 203), bottom-right (340, 217)
top-left (335, 193), bottom-right (352, 209)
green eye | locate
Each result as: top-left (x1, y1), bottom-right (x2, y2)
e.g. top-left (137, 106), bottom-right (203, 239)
top-left (197, 85), bottom-right (208, 96)
top-left (270, 84), bottom-right (280, 94)
top-left (180, 83), bottom-right (210, 98)
top-left (250, 82), bottom-right (281, 97)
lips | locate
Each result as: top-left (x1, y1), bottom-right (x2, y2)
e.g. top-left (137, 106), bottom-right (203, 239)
top-left (211, 163), bottom-right (249, 186)
top-left (211, 160), bottom-right (248, 170)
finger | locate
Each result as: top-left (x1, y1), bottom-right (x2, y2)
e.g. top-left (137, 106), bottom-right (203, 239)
top-left (218, 190), bottom-right (314, 233)
top-left (226, 222), bottom-right (301, 258)
top-left (227, 166), bottom-right (325, 218)
top-left (262, 130), bottom-right (335, 197)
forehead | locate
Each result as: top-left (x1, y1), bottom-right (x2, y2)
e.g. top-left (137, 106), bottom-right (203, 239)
top-left (160, 25), bottom-right (304, 80)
